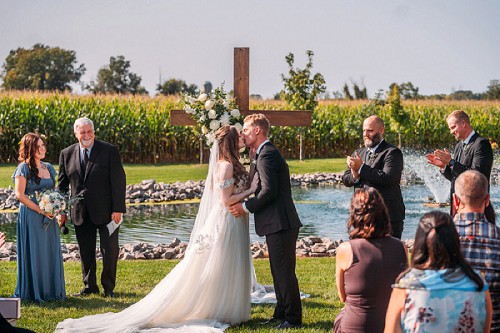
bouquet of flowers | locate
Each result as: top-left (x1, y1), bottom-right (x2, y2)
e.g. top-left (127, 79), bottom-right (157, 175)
top-left (38, 190), bottom-right (66, 216)
top-left (182, 84), bottom-right (244, 146)
top-left (36, 189), bottom-right (84, 232)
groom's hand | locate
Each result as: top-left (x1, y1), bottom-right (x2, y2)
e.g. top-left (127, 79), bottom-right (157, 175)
top-left (229, 202), bottom-right (245, 217)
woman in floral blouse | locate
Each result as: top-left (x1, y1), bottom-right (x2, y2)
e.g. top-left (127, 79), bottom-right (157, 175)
top-left (384, 211), bottom-right (492, 333)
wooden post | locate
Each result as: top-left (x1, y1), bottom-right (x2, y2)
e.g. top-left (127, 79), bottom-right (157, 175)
top-left (234, 48), bottom-right (250, 114)
top-left (169, 47), bottom-right (313, 162)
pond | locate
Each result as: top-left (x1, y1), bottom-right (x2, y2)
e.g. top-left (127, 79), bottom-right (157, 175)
top-left (2, 184), bottom-right (498, 245)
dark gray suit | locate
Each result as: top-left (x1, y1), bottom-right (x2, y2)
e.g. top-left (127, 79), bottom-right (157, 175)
top-left (245, 142), bottom-right (302, 325)
top-left (58, 139), bottom-right (126, 293)
top-left (442, 132), bottom-right (493, 218)
top-left (342, 140), bottom-right (405, 238)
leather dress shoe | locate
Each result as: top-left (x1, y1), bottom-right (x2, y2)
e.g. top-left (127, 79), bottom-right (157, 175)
top-left (261, 317), bottom-right (282, 325)
top-left (72, 288), bottom-right (99, 297)
top-left (276, 320), bottom-right (302, 329)
top-left (104, 291), bottom-right (116, 298)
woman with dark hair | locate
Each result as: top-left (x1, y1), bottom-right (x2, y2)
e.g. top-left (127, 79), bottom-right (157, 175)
top-left (12, 133), bottom-right (65, 302)
top-left (57, 125), bottom-right (259, 332)
top-left (334, 187), bottom-right (407, 333)
top-left (384, 211), bottom-right (492, 333)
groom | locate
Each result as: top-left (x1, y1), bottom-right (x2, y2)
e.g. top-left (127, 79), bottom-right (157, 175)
top-left (230, 113), bottom-right (303, 329)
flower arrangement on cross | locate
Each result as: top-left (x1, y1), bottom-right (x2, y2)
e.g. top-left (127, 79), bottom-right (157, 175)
top-left (182, 83), bottom-right (243, 146)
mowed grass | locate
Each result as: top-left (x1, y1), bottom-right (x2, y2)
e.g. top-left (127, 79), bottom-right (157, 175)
top-left (0, 158), bottom-right (346, 188)
top-left (0, 257), bottom-right (342, 333)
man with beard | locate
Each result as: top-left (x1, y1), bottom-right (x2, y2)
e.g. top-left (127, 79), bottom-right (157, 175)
top-left (342, 115), bottom-right (405, 238)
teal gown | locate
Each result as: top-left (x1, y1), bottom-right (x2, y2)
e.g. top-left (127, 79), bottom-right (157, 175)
top-left (12, 162), bottom-right (66, 302)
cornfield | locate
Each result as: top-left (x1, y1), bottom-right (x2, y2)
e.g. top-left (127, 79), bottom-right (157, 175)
top-left (0, 92), bottom-right (499, 163)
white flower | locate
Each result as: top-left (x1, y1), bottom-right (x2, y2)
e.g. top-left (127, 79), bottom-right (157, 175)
top-left (201, 126), bottom-right (209, 134)
top-left (234, 122), bottom-right (243, 133)
top-left (223, 100), bottom-right (230, 108)
top-left (220, 112), bottom-right (231, 126)
top-left (185, 106), bottom-right (195, 114)
top-left (44, 203), bottom-right (53, 213)
top-left (209, 120), bottom-right (221, 131)
top-left (206, 132), bottom-right (216, 145)
top-left (208, 109), bottom-right (217, 119)
top-left (205, 100), bottom-right (215, 110)
top-left (230, 109), bottom-right (240, 118)
top-left (199, 115), bottom-right (206, 122)
top-left (198, 94), bottom-right (208, 102)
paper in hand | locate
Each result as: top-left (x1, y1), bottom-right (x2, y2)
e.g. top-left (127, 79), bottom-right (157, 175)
top-left (107, 216), bottom-right (123, 235)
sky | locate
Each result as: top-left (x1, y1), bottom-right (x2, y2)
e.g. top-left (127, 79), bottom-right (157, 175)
top-left (0, 0), bottom-right (499, 98)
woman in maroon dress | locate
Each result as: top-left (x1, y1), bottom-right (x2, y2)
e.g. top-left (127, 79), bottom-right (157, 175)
top-left (334, 187), bottom-right (408, 333)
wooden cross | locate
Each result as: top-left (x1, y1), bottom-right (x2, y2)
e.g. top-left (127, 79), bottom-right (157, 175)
top-left (170, 47), bottom-right (312, 126)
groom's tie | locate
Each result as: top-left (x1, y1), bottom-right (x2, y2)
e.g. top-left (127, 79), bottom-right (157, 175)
top-left (249, 153), bottom-right (258, 180)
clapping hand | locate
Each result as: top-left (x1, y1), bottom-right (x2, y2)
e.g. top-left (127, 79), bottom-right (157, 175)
top-left (346, 153), bottom-right (363, 172)
top-left (426, 149), bottom-right (451, 168)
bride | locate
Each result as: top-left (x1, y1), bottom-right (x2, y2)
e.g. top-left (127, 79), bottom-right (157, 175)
top-left (56, 125), bottom-right (259, 332)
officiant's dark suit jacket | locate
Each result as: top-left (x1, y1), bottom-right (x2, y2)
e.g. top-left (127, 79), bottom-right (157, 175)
top-left (245, 142), bottom-right (302, 236)
top-left (245, 141), bottom-right (302, 325)
top-left (442, 132), bottom-right (493, 211)
top-left (342, 140), bottom-right (405, 233)
top-left (57, 140), bottom-right (126, 226)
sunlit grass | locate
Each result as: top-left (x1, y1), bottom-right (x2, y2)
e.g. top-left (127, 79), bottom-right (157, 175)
top-left (0, 158), bottom-right (345, 188)
top-left (0, 258), bottom-right (341, 333)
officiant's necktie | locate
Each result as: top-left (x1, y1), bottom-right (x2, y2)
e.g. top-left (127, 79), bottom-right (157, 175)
top-left (82, 148), bottom-right (89, 170)
top-left (366, 150), bottom-right (373, 164)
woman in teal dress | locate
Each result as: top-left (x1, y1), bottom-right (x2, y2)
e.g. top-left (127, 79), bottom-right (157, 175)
top-left (12, 133), bottom-right (65, 302)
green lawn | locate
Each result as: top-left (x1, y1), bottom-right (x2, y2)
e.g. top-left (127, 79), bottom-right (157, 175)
top-left (0, 258), bottom-right (341, 333)
top-left (0, 158), bottom-right (346, 188)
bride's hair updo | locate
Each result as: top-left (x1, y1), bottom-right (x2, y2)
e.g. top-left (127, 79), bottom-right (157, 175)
top-left (18, 132), bottom-right (44, 184)
top-left (215, 126), bottom-right (247, 184)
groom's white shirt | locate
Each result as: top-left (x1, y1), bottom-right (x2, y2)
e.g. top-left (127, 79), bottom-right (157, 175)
top-left (242, 139), bottom-right (269, 213)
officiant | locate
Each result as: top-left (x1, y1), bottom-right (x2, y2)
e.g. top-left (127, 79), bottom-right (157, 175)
top-left (58, 117), bottom-right (126, 298)
top-left (342, 115), bottom-right (405, 239)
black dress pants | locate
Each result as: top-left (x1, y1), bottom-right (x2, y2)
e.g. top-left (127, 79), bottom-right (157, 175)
top-left (74, 212), bottom-right (119, 293)
top-left (266, 227), bottom-right (302, 325)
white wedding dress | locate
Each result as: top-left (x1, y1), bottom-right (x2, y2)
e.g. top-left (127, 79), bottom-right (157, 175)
top-left (56, 142), bottom-right (258, 333)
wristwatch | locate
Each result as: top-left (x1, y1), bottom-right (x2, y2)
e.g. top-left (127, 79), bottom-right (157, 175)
top-left (449, 159), bottom-right (455, 167)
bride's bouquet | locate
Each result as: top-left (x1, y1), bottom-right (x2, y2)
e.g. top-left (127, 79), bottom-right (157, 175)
top-left (36, 189), bottom-right (84, 233)
top-left (182, 84), bottom-right (244, 146)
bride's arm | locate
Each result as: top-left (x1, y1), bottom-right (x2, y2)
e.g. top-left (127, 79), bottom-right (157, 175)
top-left (219, 161), bottom-right (257, 207)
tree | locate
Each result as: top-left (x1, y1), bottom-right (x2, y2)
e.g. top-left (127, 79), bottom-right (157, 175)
top-left (352, 82), bottom-right (368, 99)
top-left (485, 79), bottom-right (500, 100)
top-left (448, 90), bottom-right (480, 100)
top-left (156, 78), bottom-right (197, 95)
top-left (0, 43), bottom-right (85, 91)
top-left (387, 83), bottom-right (409, 147)
top-left (281, 50), bottom-right (326, 160)
top-left (203, 81), bottom-right (213, 94)
top-left (343, 83), bottom-right (353, 100)
top-left (398, 82), bottom-right (420, 100)
top-left (87, 55), bottom-right (147, 94)
top-left (281, 50), bottom-right (326, 111)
